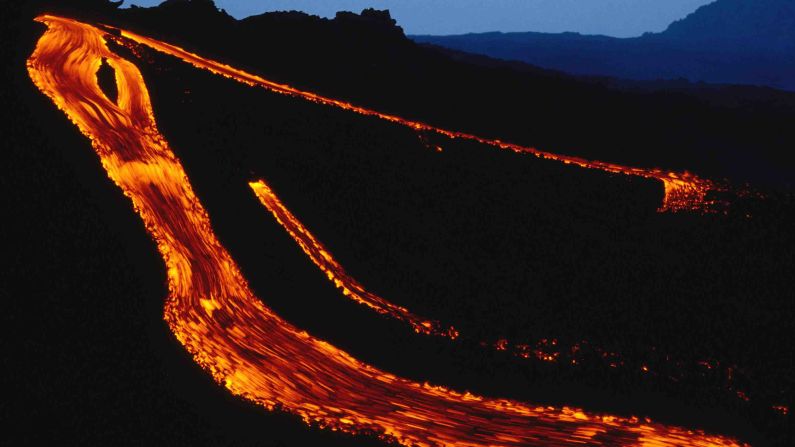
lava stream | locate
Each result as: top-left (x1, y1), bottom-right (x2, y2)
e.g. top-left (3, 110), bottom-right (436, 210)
top-left (249, 178), bottom-right (757, 406)
top-left (28, 15), bottom-right (745, 447)
top-left (249, 179), bottom-right (454, 337)
top-left (112, 25), bottom-right (720, 213)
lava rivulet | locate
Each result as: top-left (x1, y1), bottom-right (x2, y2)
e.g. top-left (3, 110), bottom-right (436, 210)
top-left (249, 180), bottom-right (455, 338)
top-left (113, 25), bottom-right (720, 213)
top-left (28, 15), bottom-right (746, 447)
top-left (250, 178), bottom-right (761, 408)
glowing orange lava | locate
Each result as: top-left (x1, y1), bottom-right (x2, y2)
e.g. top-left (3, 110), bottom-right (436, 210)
top-left (111, 24), bottom-right (720, 213)
top-left (249, 179), bottom-right (755, 406)
top-left (249, 180), bottom-right (456, 338)
top-left (28, 15), bottom-right (746, 447)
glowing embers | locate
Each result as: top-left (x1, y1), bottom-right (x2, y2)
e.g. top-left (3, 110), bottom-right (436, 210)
top-left (28, 15), bottom-right (746, 447)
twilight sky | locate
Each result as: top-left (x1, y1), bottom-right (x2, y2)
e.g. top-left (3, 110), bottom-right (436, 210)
top-left (125, 0), bottom-right (717, 37)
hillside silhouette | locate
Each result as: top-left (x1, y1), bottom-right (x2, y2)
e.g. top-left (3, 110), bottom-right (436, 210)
top-left (3, 1), bottom-right (794, 446)
top-left (413, 0), bottom-right (795, 92)
top-left (71, 0), bottom-right (794, 190)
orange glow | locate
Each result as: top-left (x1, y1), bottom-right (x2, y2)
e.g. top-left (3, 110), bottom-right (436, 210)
top-left (248, 179), bottom-right (454, 337)
top-left (250, 177), bottom-right (757, 406)
top-left (111, 24), bottom-right (721, 213)
top-left (28, 15), bottom-right (747, 447)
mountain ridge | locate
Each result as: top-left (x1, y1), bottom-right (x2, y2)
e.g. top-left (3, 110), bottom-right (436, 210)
top-left (662, 0), bottom-right (795, 48)
top-left (412, 0), bottom-right (795, 90)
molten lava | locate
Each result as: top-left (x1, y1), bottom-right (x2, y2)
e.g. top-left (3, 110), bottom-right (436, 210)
top-left (112, 25), bottom-right (720, 213)
top-left (28, 14), bottom-right (746, 447)
top-left (249, 180), bottom-right (455, 338)
top-left (250, 178), bottom-right (760, 409)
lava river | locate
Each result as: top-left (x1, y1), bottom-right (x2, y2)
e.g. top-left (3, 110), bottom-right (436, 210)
top-left (113, 24), bottom-right (720, 213)
top-left (28, 15), bottom-right (745, 447)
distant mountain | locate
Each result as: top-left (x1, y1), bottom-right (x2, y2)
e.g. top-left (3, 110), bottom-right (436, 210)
top-left (412, 0), bottom-right (795, 91)
top-left (663, 0), bottom-right (795, 48)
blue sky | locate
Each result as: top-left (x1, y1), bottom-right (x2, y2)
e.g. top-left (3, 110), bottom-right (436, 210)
top-left (125, 0), bottom-right (716, 37)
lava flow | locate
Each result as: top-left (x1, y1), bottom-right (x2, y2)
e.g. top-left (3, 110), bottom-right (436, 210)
top-left (28, 15), bottom-right (746, 447)
top-left (112, 25), bottom-right (720, 213)
top-left (250, 178), bottom-right (764, 409)
top-left (249, 179), bottom-right (455, 338)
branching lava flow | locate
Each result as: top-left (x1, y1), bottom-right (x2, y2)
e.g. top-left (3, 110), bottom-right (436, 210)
top-left (28, 15), bottom-right (745, 447)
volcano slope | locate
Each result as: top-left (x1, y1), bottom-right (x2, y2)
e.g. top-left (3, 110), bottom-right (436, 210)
top-left (5, 4), bottom-right (794, 447)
